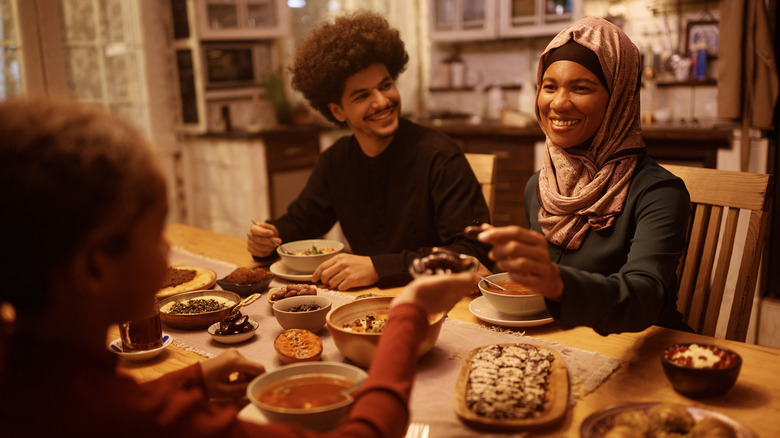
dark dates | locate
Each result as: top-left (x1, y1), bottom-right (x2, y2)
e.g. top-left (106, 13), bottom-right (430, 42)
top-left (410, 247), bottom-right (475, 276)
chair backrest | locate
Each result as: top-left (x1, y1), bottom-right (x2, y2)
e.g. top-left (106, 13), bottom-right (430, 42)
top-left (465, 153), bottom-right (497, 220)
top-left (662, 164), bottom-right (772, 342)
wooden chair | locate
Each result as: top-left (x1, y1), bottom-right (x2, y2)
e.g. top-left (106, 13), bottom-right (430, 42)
top-left (465, 153), bottom-right (498, 220)
top-left (662, 164), bottom-right (772, 342)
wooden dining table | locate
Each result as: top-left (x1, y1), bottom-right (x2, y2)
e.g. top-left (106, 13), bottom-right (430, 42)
top-left (112, 223), bottom-right (780, 436)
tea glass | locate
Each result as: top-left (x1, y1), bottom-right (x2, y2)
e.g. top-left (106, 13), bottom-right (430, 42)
top-left (120, 302), bottom-right (163, 352)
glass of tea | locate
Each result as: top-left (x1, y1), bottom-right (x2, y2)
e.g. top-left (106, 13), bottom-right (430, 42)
top-left (120, 302), bottom-right (163, 352)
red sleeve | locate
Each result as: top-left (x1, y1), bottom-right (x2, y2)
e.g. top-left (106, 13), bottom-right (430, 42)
top-left (233, 302), bottom-right (429, 438)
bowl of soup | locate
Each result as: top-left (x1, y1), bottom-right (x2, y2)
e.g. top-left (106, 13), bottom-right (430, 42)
top-left (278, 239), bottom-right (344, 274)
top-left (326, 296), bottom-right (445, 368)
top-left (246, 361), bottom-right (367, 431)
top-left (478, 272), bottom-right (547, 316)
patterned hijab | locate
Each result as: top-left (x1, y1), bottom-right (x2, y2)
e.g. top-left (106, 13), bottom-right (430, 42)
top-left (535, 17), bottom-right (645, 250)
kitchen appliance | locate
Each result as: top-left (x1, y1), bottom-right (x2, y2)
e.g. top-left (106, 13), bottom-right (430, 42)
top-left (202, 42), bottom-right (271, 89)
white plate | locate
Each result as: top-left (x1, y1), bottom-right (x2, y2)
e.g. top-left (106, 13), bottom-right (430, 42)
top-left (270, 260), bottom-right (313, 282)
top-left (237, 403), bottom-right (269, 425)
top-left (469, 296), bottom-right (554, 327)
top-left (580, 402), bottom-right (757, 437)
top-left (109, 334), bottom-right (172, 362)
top-left (207, 320), bottom-right (259, 344)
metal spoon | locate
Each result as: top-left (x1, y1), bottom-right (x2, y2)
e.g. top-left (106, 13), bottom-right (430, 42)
top-left (251, 220), bottom-right (291, 254)
top-left (479, 275), bottom-right (507, 291)
top-left (229, 293), bottom-right (262, 313)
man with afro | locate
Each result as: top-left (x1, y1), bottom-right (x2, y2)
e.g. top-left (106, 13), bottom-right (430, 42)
top-left (247, 10), bottom-right (492, 290)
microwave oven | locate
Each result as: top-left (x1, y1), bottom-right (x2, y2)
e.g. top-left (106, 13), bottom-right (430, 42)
top-left (202, 42), bottom-right (271, 89)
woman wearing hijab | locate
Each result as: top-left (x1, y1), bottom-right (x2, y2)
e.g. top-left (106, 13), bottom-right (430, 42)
top-left (476, 17), bottom-right (692, 335)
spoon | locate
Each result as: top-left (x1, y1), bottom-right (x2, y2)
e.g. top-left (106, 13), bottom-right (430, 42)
top-left (229, 292), bottom-right (262, 313)
top-left (340, 379), bottom-right (365, 401)
top-left (479, 275), bottom-right (507, 291)
top-left (251, 220), bottom-right (291, 254)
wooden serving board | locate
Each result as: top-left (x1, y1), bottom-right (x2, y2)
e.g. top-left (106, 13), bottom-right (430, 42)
top-left (453, 343), bottom-right (569, 431)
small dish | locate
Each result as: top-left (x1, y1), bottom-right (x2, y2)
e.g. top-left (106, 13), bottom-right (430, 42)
top-left (270, 261), bottom-right (313, 282)
top-left (109, 334), bottom-right (172, 362)
top-left (208, 319), bottom-right (259, 344)
top-left (217, 273), bottom-right (275, 296)
top-left (273, 329), bottom-right (323, 364)
top-left (469, 296), bottom-right (553, 328)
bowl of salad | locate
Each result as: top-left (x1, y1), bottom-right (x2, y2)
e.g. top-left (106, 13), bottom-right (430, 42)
top-left (325, 296), bottom-right (445, 368)
top-left (278, 239), bottom-right (344, 274)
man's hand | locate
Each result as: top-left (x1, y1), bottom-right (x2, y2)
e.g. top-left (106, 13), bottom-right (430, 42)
top-left (246, 222), bottom-right (281, 258)
top-left (312, 253), bottom-right (379, 291)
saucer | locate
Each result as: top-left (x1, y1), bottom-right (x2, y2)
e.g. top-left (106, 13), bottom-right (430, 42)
top-left (469, 296), bottom-right (554, 328)
top-left (269, 260), bottom-right (312, 282)
top-left (109, 334), bottom-right (172, 362)
top-left (237, 403), bottom-right (269, 425)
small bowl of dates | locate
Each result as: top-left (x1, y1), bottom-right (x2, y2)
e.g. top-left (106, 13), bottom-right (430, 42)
top-left (661, 342), bottom-right (742, 398)
top-left (208, 310), bottom-right (259, 344)
top-left (272, 295), bottom-right (332, 332)
top-left (409, 247), bottom-right (478, 278)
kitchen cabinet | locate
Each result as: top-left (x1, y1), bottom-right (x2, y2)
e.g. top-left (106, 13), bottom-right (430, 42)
top-left (430, 0), bottom-right (498, 42)
top-left (197, 0), bottom-right (290, 40)
top-left (498, 0), bottom-right (583, 38)
top-left (430, 0), bottom-right (582, 41)
top-left (168, 0), bottom-right (289, 133)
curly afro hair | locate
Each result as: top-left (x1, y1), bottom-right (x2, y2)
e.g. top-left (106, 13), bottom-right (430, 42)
top-left (289, 10), bottom-right (409, 125)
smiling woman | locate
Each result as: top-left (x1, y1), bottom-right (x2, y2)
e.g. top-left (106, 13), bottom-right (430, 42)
top-left (476, 17), bottom-right (693, 336)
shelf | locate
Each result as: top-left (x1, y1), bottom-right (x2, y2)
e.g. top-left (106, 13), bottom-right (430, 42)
top-left (657, 79), bottom-right (717, 87)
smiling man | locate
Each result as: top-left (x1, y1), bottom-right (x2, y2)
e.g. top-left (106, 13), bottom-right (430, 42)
top-left (247, 10), bottom-right (492, 290)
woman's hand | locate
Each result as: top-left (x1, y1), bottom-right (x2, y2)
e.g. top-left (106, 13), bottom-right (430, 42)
top-left (246, 222), bottom-right (280, 258)
top-left (477, 225), bottom-right (564, 301)
top-left (391, 271), bottom-right (479, 316)
top-left (200, 349), bottom-right (266, 400)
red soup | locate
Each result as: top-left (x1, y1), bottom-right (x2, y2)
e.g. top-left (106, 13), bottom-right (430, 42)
top-left (258, 374), bottom-right (355, 409)
top-left (485, 280), bottom-right (534, 296)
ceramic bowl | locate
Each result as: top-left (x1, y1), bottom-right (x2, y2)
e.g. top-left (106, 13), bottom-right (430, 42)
top-left (217, 273), bottom-right (275, 296)
top-left (158, 290), bottom-right (240, 330)
top-left (661, 342), bottom-right (742, 398)
top-left (272, 295), bottom-right (332, 331)
top-left (326, 296), bottom-right (445, 368)
top-left (207, 319), bottom-right (259, 344)
top-left (109, 334), bottom-right (172, 362)
top-left (246, 361), bottom-right (367, 431)
top-left (274, 329), bottom-right (323, 364)
top-left (277, 239), bottom-right (344, 274)
top-left (478, 272), bottom-right (547, 317)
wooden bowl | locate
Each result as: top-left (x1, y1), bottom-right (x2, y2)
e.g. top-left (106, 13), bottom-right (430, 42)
top-left (158, 290), bottom-right (240, 330)
top-left (661, 343), bottom-right (742, 398)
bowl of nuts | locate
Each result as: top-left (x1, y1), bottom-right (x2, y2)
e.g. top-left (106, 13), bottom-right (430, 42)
top-left (272, 295), bottom-right (332, 331)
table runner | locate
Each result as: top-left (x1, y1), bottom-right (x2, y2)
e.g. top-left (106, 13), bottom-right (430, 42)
top-left (167, 247), bottom-right (622, 436)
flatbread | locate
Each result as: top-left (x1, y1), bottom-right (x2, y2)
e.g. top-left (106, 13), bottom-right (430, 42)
top-left (156, 265), bottom-right (217, 299)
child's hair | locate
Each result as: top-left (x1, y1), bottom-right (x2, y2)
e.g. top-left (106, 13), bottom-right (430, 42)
top-left (288, 10), bottom-right (409, 126)
top-left (0, 98), bottom-right (162, 312)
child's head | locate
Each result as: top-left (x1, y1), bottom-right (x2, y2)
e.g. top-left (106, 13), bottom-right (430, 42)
top-left (0, 98), bottom-right (168, 317)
